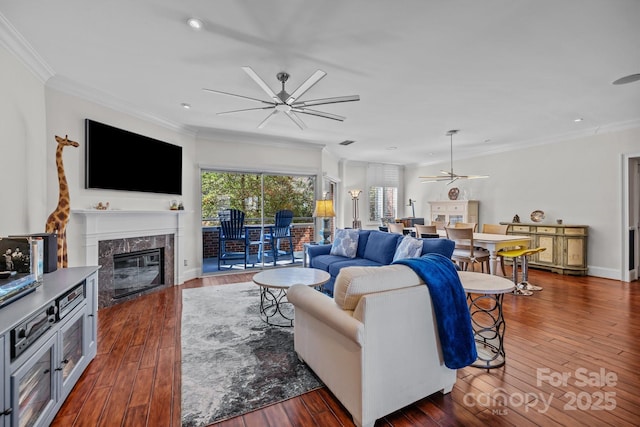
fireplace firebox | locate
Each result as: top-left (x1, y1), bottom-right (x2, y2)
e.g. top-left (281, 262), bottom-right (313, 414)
top-left (113, 248), bottom-right (164, 299)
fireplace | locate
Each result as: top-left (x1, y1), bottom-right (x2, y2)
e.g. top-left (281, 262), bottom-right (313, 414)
top-left (113, 248), bottom-right (164, 299)
top-left (71, 209), bottom-right (187, 309)
top-left (97, 234), bottom-right (174, 308)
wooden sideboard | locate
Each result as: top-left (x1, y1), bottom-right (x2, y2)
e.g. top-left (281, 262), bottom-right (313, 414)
top-left (501, 222), bottom-right (588, 275)
top-left (429, 200), bottom-right (479, 226)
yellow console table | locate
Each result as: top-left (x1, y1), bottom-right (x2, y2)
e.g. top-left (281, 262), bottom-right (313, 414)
top-left (500, 222), bottom-right (588, 275)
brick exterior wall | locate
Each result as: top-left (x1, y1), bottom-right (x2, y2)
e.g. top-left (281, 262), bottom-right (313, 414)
top-left (203, 224), bottom-right (316, 258)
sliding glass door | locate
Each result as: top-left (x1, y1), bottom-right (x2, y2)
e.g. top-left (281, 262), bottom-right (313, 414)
top-left (201, 169), bottom-right (316, 273)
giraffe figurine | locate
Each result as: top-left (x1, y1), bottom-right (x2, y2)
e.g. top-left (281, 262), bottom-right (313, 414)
top-left (45, 134), bottom-right (79, 268)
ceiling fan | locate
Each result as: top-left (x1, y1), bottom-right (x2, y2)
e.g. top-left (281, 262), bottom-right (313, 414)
top-left (203, 66), bottom-right (360, 130)
top-left (419, 130), bottom-right (489, 184)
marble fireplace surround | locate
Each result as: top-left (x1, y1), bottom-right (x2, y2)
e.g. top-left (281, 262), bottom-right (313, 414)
top-left (72, 210), bottom-right (186, 308)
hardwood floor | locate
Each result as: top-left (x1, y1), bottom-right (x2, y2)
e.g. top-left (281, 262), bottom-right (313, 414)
top-left (52, 268), bottom-right (640, 427)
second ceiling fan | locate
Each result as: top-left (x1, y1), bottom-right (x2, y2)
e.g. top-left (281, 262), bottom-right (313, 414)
top-left (203, 66), bottom-right (359, 130)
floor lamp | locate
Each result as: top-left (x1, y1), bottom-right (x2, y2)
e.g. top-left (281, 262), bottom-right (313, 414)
top-left (349, 189), bottom-right (362, 229)
top-left (313, 199), bottom-right (336, 244)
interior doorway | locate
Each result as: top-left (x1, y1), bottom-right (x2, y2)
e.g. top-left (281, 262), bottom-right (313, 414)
top-left (627, 156), bottom-right (640, 281)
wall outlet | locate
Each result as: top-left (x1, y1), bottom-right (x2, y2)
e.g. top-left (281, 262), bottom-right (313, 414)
top-left (184, 259), bottom-right (188, 266)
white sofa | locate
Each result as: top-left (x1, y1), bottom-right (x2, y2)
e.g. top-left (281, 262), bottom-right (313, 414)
top-left (288, 264), bottom-right (457, 427)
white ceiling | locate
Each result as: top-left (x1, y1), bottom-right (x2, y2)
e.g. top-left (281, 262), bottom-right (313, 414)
top-left (1, 0), bottom-right (639, 165)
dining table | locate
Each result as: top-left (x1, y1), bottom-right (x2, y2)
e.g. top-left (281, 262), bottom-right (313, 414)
top-left (435, 229), bottom-right (531, 275)
top-left (405, 227), bottom-right (531, 275)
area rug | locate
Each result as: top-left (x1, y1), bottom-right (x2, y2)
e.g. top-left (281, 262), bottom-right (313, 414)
top-left (180, 282), bottom-right (323, 426)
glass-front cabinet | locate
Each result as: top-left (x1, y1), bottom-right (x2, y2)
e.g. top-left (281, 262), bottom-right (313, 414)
top-left (58, 308), bottom-right (87, 398)
top-left (10, 335), bottom-right (56, 427)
top-left (429, 200), bottom-right (479, 228)
top-left (1, 268), bottom-right (99, 427)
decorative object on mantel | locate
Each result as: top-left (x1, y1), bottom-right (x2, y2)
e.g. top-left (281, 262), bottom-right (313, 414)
top-left (419, 130), bottom-right (489, 184)
top-left (447, 187), bottom-right (459, 200)
top-left (94, 202), bottom-right (109, 210)
top-left (556, 219), bottom-right (563, 224)
top-left (512, 214), bottom-right (520, 223)
top-left (530, 210), bottom-right (545, 222)
top-left (170, 200), bottom-right (179, 210)
top-left (45, 135), bottom-right (79, 268)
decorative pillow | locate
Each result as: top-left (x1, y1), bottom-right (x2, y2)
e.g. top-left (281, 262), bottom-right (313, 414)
top-left (330, 229), bottom-right (360, 258)
top-left (392, 235), bottom-right (423, 262)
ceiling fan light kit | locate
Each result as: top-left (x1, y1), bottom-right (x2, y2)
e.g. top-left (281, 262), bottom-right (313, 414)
top-left (203, 67), bottom-right (360, 130)
top-left (419, 130), bottom-right (489, 184)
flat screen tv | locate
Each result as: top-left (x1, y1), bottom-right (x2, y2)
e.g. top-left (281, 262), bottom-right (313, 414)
top-left (85, 119), bottom-right (182, 195)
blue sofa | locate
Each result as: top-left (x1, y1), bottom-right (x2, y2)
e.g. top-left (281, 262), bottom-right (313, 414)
top-left (307, 229), bottom-right (455, 296)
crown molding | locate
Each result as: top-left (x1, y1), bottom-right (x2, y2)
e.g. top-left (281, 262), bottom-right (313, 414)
top-left (0, 11), bottom-right (54, 83)
top-left (46, 75), bottom-right (197, 137)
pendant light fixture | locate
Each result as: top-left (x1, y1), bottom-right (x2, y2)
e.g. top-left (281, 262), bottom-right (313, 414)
top-left (419, 130), bottom-right (489, 184)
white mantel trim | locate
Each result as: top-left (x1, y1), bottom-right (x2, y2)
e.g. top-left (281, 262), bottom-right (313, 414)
top-left (71, 209), bottom-right (188, 284)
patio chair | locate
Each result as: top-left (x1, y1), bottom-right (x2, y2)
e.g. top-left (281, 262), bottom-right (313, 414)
top-left (218, 209), bottom-right (249, 269)
top-left (259, 209), bottom-right (295, 264)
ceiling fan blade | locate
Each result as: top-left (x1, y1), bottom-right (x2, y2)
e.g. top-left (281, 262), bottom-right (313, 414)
top-left (285, 70), bottom-right (327, 104)
top-left (293, 108), bottom-right (345, 121)
top-left (292, 95), bottom-right (360, 107)
top-left (217, 106), bottom-right (275, 115)
top-left (202, 88), bottom-right (274, 105)
top-left (285, 110), bottom-right (307, 130)
top-left (242, 66), bottom-right (280, 103)
top-left (257, 110), bottom-right (279, 129)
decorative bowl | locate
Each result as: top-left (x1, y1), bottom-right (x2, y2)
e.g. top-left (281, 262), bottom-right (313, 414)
top-left (530, 210), bottom-right (545, 222)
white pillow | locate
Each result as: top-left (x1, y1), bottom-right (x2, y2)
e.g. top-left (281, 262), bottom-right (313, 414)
top-left (330, 228), bottom-right (360, 258)
top-left (392, 235), bottom-right (423, 262)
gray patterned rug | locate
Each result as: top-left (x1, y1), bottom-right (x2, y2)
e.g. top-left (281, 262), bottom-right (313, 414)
top-left (180, 282), bottom-right (323, 426)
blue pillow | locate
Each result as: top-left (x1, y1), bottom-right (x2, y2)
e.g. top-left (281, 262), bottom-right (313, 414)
top-left (330, 229), bottom-right (360, 258)
top-left (393, 235), bottom-right (423, 261)
top-left (363, 231), bottom-right (401, 264)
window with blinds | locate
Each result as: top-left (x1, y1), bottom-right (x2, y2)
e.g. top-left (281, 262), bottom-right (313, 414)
top-left (367, 163), bottom-right (400, 222)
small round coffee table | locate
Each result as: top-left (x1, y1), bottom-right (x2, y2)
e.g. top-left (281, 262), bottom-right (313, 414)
top-left (252, 267), bottom-right (330, 327)
top-left (458, 271), bottom-right (515, 370)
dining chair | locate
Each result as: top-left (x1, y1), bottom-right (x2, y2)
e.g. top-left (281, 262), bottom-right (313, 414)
top-left (482, 224), bottom-right (509, 276)
top-left (454, 222), bottom-right (478, 232)
top-left (431, 220), bottom-right (448, 230)
top-left (444, 226), bottom-right (490, 272)
top-left (218, 209), bottom-right (249, 270)
top-left (387, 222), bottom-right (405, 234)
top-left (259, 209), bottom-right (295, 264)
top-left (414, 224), bottom-right (438, 238)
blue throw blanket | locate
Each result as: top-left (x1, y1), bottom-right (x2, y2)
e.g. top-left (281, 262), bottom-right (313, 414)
top-left (393, 253), bottom-right (477, 369)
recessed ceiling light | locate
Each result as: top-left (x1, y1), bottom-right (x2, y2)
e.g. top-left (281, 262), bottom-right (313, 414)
top-left (181, 103), bottom-right (191, 109)
top-left (187, 18), bottom-right (203, 30)
top-left (574, 118), bottom-right (583, 122)
top-left (386, 146), bottom-right (397, 150)
top-left (612, 73), bottom-right (640, 85)
top-left (483, 139), bottom-right (491, 143)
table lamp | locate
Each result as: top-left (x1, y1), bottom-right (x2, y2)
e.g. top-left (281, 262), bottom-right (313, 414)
top-left (313, 199), bottom-right (336, 244)
top-left (348, 189), bottom-right (362, 229)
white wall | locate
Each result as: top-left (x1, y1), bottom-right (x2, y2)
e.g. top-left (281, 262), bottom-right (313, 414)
top-left (44, 89), bottom-right (199, 280)
top-left (0, 44), bottom-right (47, 235)
top-left (400, 127), bottom-right (640, 281)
